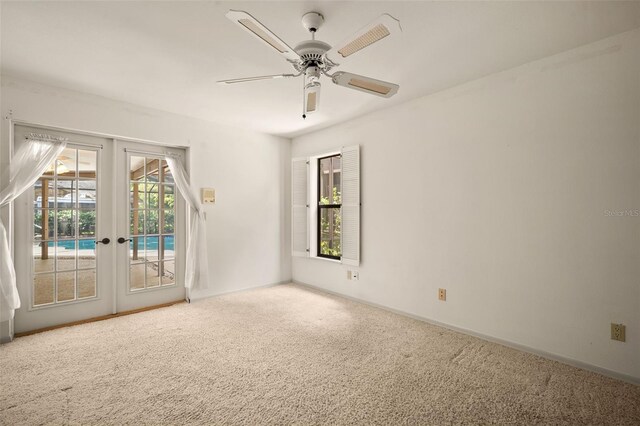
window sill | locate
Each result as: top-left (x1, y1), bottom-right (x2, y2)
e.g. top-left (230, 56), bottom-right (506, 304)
top-left (312, 255), bottom-right (341, 264)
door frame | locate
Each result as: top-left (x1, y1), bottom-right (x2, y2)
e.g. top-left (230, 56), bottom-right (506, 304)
top-left (8, 120), bottom-right (189, 335)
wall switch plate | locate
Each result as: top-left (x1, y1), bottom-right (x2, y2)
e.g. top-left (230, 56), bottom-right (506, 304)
top-left (201, 188), bottom-right (215, 204)
top-left (611, 323), bottom-right (626, 342)
top-left (352, 271), bottom-right (359, 281)
top-left (438, 288), bottom-right (446, 301)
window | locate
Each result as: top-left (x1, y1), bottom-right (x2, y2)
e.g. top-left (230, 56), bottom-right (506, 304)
top-left (31, 147), bottom-right (98, 306)
top-left (128, 156), bottom-right (176, 290)
top-left (291, 145), bottom-right (360, 265)
top-left (318, 154), bottom-right (341, 259)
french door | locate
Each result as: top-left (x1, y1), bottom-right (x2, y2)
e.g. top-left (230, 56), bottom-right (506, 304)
top-left (114, 140), bottom-right (185, 312)
top-left (13, 125), bottom-right (185, 333)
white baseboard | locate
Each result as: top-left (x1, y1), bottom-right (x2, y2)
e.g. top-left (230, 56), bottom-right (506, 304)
top-left (188, 280), bottom-right (289, 303)
top-left (292, 280), bottom-right (640, 386)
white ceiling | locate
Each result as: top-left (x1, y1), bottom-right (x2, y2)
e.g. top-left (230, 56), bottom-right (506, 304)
top-left (2, 1), bottom-right (640, 138)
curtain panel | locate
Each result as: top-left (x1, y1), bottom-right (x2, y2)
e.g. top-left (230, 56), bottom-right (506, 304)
top-left (0, 139), bottom-right (66, 321)
top-left (165, 154), bottom-right (209, 291)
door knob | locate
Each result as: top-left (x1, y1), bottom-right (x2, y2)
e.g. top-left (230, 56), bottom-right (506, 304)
top-left (95, 238), bottom-right (110, 245)
top-left (117, 237), bottom-right (132, 244)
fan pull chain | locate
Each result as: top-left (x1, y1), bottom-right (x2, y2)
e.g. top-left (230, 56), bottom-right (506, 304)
top-left (302, 75), bottom-right (306, 119)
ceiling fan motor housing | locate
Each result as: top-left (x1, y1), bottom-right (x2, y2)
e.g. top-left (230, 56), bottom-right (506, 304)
top-left (294, 40), bottom-right (332, 70)
top-left (301, 12), bottom-right (324, 33)
top-left (295, 40), bottom-right (331, 61)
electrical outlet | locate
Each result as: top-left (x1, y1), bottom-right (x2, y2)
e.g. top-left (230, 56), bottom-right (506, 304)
top-left (352, 271), bottom-right (359, 281)
top-left (438, 288), bottom-right (446, 301)
top-left (611, 323), bottom-right (626, 342)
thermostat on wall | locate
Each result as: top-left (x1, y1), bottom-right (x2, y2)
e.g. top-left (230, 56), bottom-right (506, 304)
top-left (201, 188), bottom-right (215, 204)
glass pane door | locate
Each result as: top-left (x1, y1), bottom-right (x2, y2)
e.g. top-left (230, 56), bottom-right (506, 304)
top-left (31, 147), bottom-right (98, 306)
top-left (14, 127), bottom-right (185, 334)
top-left (128, 156), bottom-right (176, 291)
top-left (14, 125), bottom-right (114, 335)
top-left (116, 141), bottom-right (185, 313)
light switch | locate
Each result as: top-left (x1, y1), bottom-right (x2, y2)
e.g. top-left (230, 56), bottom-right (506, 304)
top-left (201, 188), bottom-right (215, 204)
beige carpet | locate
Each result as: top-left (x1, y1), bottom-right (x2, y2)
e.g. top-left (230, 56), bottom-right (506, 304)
top-left (1, 284), bottom-right (639, 425)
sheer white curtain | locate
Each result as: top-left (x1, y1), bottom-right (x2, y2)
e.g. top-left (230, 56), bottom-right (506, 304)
top-left (165, 154), bottom-right (209, 291)
top-left (0, 138), bottom-right (66, 321)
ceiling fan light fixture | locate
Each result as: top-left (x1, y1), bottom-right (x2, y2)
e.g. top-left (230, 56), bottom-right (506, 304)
top-left (306, 92), bottom-right (317, 112)
top-left (337, 24), bottom-right (390, 58)
top-left (348, 78), bottom-right (391, 95)
top-left (304, 78), bottom-right (321, 115)
top-left (238, 18), bottom-right (288, 54)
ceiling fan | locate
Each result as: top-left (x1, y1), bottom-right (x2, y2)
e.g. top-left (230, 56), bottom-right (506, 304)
top-left (218, 10), bottom-right (401, 118)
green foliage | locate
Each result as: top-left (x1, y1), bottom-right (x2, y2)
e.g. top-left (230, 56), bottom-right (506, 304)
top-left (145, 209), bottom-right (174, 234)
top-left (319, 186), bottom-right (341, 206)
top-left (32, 181), bottom-right (176, 240)
top-left (56, 210), bottom-right (73, 236)
top-left (78, 210), bottom-right (95, 236)
top-left (34, 209), bottom-right (96, 238)
top-left (142, 185), bottom-right (175, 234)
top-left (33, 211), bottom-right (54, 239)
top-left (320, 240), bottom-right (340, 257)
top-left (320, 186), bottom-right (342, 257)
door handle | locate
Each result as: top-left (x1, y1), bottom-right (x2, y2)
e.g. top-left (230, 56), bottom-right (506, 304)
top-left (117, 237), bottom-right (132, 244)
top-left (95, 238), bottom-right (111, 245)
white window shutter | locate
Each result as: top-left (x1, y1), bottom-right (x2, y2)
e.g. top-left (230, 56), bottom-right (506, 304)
top-left (291, 157), bottom-right (309, 257)
top-left (340, 145), bottom-right (360, 265)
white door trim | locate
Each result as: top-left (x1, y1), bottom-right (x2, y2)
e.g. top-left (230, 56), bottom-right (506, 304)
top-left (10, 122), bottom-right (188, 334)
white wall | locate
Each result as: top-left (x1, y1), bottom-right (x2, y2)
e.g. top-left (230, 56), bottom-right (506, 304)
top-left (0, 76), bottom-right (291, 311)
top-left (292, 29), bottom-right (640, 380)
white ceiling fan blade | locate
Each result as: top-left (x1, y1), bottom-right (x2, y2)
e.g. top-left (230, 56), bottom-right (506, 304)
top-left (326, 14), bottom-right (401, 61)
top-left (217, 74), bottom-right (297, 84)
top-left (226, 10), bottom-right (300, 62)
top-left (304, 83), bottom-right (321, 116)
top-left (331, 71), bottom-right (399, 98)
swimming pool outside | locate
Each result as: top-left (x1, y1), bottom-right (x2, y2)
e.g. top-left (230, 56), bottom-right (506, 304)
top-left (44, 236), bottom-right (175, 251)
